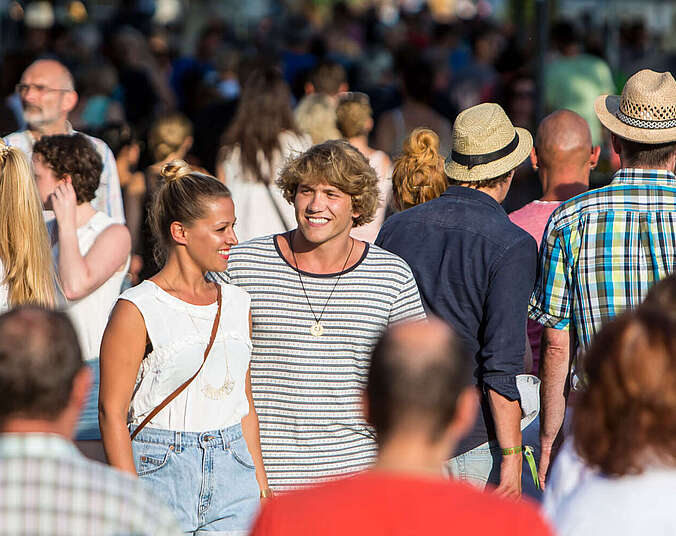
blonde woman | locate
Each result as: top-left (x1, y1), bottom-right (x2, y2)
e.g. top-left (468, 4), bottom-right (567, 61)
top-left (100, 161), bottom-right (268, 533)
top-left (391, 127), bottom-right (448, 210)
top-left (0, 141), bottom-right (55, 312)
top-left (336, 91), bottom-right (392, 242)
top-left (294, 93), bottom-right (341, 144)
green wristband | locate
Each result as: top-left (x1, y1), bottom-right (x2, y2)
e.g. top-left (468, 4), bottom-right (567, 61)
top-left (501, 446), bottom-right (523, 456)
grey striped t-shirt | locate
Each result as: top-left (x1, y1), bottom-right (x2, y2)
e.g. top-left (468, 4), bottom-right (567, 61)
top-left (212, 234), bottom-right (426, 490)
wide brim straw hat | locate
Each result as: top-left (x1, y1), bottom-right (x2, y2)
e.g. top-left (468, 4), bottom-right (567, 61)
top-left (595, 69), bottom-right (676, 144)
top-left (444, 103), bottom-right (533, 182)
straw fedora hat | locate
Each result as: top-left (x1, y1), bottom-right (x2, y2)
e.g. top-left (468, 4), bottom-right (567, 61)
top-left (595, 69), bottom-right (676, 144)
top-left (444, 103), bottom-right (532, 182)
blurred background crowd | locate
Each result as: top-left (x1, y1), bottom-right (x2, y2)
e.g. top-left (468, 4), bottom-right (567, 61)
top-left (1, 0), bottom-right (675, 281)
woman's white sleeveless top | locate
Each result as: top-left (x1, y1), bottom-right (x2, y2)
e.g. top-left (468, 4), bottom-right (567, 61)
top-left (119, 280), bottom-right (252, 432)
top-left (52, 211), bottom-right (129, 361)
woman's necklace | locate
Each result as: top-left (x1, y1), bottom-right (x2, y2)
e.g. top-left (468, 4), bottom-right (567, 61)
top-left (290, 230), bottom-right (355, 337)
top-left (160, 278), bottom-right (235, 399)
top-left (185, 301), bottom-right (235, 399)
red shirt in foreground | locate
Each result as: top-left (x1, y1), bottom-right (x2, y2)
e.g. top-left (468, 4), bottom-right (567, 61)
top-left (250, 471), bottom-right (554, 536)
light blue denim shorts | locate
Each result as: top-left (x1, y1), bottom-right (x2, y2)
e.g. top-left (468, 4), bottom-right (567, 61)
top-left (131, 423), bottom-right (260, 535)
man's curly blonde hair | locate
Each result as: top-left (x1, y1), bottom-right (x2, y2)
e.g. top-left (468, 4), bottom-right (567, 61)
top-left (276, 140), bottom-right (379, 227)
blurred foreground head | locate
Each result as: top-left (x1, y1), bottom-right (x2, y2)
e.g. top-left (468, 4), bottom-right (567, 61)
top-left (574, 307), bottom-right (676, 476)
top-left (366, 318), bottom-right (475, 446)
top-left (0, 307), bottom-right (85, 429)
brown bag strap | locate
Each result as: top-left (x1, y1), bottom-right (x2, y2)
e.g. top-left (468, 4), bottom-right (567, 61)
top-left (130, 285), bottom-right (222, 441)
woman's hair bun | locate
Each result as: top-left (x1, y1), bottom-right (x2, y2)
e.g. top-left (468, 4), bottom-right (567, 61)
top-left (402, 128), bottom-right (440, 158)
top-left (160, 159), bottom-right (193, 183)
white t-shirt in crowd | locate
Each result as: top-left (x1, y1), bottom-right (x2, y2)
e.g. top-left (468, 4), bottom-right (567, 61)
top-left (551, 465), bottom-right (676, 535)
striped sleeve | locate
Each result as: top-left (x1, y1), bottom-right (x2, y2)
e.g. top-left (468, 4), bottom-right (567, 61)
top-left (388, 265), bottom-right (426, 324)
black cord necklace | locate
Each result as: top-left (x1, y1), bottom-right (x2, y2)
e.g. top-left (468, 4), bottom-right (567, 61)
top-left (290, 230), bottom-right (355, 337)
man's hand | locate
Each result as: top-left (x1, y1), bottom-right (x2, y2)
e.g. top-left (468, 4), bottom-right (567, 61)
top-left (496, 451), bottom-right (522, 498)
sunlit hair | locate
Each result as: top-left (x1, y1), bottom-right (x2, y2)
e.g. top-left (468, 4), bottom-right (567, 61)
top-left (276, 140), bottom-right (378, 227)
top-left (221, 67), bottom-right (300, 183)
top-left (149, 160), bottom-right (231, 266)
top-left (392, 128), bottom-right (447, 210)
top-left (148, 113), bottom-right (193, 163)
top-left (0, 142), bottom-right (55, 308)
top-left (574, 308), bottom-right (676, 477)
top-left (294, 93), bottom-right (341, 144)
top-left (336, 93), bottom-right (372, 139)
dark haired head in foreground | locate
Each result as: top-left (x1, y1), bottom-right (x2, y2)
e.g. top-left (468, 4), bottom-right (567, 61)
top-left (0, 305), bottom-right (183, 533)
top-left (0, 306), bottom-right (84, 426)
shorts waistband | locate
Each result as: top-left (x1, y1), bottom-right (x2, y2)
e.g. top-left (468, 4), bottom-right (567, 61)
top-left (129, 423), bottom-right (243, 450)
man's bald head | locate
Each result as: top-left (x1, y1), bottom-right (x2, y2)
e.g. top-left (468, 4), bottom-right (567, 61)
top-left (23, 59), bottom-right (75, 91)
top-left (535, 110), bottom-right (592, 170)
top-left (19, 59), bottom-right (77, 133)
top-left (366, 318), bottom-right (473, 443)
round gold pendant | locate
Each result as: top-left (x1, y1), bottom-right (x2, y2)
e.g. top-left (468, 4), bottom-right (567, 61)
top-left (310, 322), bottom-right (324, 337)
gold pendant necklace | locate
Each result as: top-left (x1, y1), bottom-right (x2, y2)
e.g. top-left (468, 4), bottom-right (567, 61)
top-left (290, 231), bottom-right (355, 337)
top-left (179, 285), bottom-right (235, 399)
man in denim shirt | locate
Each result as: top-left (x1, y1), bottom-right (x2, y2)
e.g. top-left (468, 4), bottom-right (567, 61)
top-left (376, 103), bottom-right (536, 497)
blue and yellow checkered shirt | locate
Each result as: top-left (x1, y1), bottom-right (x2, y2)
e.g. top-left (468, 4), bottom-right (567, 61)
top-left (530, 168), bottom-right (676, 356)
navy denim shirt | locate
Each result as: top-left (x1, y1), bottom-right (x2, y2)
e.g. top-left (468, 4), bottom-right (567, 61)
top-left (376, 186), bottom-right (537, 454)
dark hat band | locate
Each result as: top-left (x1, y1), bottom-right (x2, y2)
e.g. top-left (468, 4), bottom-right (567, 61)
top-left (451, 132), bottom-right (519, 170)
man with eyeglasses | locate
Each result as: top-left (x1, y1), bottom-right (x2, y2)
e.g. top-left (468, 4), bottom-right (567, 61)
top-left (3, 59), bottom-right (124, 223)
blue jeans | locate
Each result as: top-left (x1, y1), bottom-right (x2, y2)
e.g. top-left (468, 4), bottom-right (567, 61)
top-left (446, 416), bottom-right (542, 501)
top-left (131, 423), bottom-right (260, 535)
top-left (76, 359), bottom-right (101, 441)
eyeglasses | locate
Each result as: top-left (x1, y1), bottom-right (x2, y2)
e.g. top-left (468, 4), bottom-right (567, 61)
top-left (15, 83), bottom-right (72, 96)
top-left (337, 91), bottom-right (370, 105)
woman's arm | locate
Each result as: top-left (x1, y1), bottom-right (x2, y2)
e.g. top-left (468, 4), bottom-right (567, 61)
top-left (241, 311), bottom-right (269, 493)
top-left (52, 181), bottom-right (131, 300)
top-left (99, 299), bottom-right (147, 474)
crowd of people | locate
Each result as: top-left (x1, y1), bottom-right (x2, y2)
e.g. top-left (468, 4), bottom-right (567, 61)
top-left (1, 2), bottom-right (676, 536)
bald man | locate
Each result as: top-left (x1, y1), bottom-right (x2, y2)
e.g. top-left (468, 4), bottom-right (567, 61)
top-left (509, 110), bottom-right (600, 371)
top-left (250, 319), bottom-right (554, 536)
top-left (4, 59), bottom-right (124, 223)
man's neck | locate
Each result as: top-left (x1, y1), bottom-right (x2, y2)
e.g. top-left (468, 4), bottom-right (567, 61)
top-left (538, 168), bottom-right (589, 202)
top-left (28, 120), bottom-right (69, 140)
top-left (285, 230), bottom-right (360, 274)
top-left (373, 433), bottom-right (451, 478)
top-left (2, 418), bottom-right (71, 438)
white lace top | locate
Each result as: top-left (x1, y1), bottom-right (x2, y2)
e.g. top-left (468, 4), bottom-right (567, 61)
top-left (119, 280), bottom-right (251, 432)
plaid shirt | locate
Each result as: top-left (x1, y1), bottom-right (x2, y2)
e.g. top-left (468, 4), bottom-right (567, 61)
top-left (0, 433), bottom-right (182, 535)
top-left (530, 168), bottom-right (676, 357)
